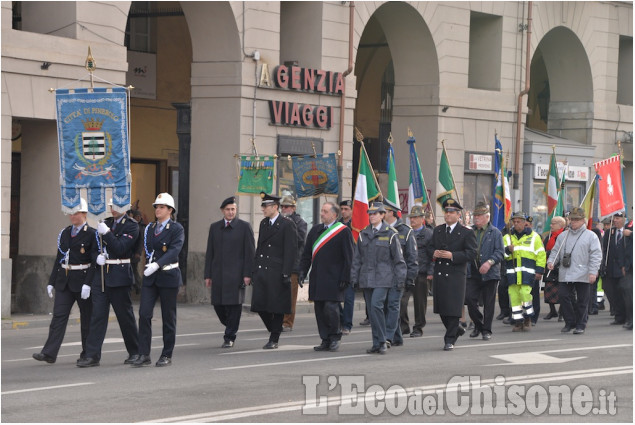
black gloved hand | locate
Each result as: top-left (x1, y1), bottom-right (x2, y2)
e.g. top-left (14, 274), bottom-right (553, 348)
top-left (405, 278), bottom-right (415, 289)
top-left (339, 281), bottom-right (350, 290)
top-left (282, 275), bottom-right (292, 286)
top-left (352, 281), bottom-right (359, 289)
top-left (298, 273), bottom-right (304, 288)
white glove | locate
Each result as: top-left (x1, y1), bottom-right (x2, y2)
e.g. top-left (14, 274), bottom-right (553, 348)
top-left (47, 285), bottom-right (54, 298)
top-left (96, 254), bottom-right (106, 266)
top-left (97, 222), bottom-right (110, 235)
top-left (81, 284), bottom-right (91, 300)
top-left (144, 262), bottom-right (160, 277)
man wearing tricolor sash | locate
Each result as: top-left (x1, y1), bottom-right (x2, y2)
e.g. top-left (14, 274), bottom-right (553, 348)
top-left (299, 202), bottom-right (354, 352)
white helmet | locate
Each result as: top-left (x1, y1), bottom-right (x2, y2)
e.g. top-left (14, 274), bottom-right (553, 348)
top-left (153, 193), bottom-right (176, 212)
top-left (77, 198), bottom-right (88, 213)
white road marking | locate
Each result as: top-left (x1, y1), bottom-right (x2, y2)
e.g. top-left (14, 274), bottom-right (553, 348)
top-left (2, 382), bottom-right (94, 395)
top-left (213, 354), bottom-right (372, 370)
top-left (489, 343), bottom-right (633, 366)
top-left (147, 366), bottom-right (633, 422)
top-left (456, 338), bottom-right (560, 349)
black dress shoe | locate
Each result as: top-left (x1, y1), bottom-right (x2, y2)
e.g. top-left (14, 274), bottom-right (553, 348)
top-left (33, 353), bottom-right (55, 364)
top-left (76, 357), bottom-right (100, 368)
top-left (359, 318), bottom-right (371, 327)
top-left (502, 317), bottom-right (513, 325)
top-left (366, 344), bottom-right (387, 354)
top-left (391, 340), bottom-right (403, 347)
top-left (589, 309), bottom-right (598, 315)
top-left (572, 328), bottom-right (585, 335)
top-left (443, 343), bottom-right (454, 351)
top-left (543, 312), bottom-right (557, 320)
top-left (469, 329), bottom-right (481, 338)
top-left (482, 332), bottom-right (492, 341)
top-left (221, 341), bottom-right (234, 348)
top-left (561, 325), bottom-right (572, 333)
top-left (328, 340), bottom-right (341, 352)
top-left (402, 328), bottom-right (410, 335)
top-left (456, 326), bottom-right (465, 337)
top-left (495, 312), bottom-right (506, 320)
top-left (378, 343), bottom-right (387, 354)
top-left (624, 322), bottom-right (633, 330)
top-left (610, 320), bottom-right (625, 325)
top-left (124, 354), bottom-right (140, 365)
top-left (131, 354), bottom-right (152, 367)
top-left (314, 341), bottom-right (330, 351)
top-left (366, 346), bottom-right (380, 354)
top-left (263, 341), bottom-right (278, 349)
top-left (155, 355), bottom-right (171, 367)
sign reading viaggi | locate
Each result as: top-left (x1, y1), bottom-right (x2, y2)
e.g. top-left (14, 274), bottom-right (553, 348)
top-left (260, 64), bottom-right (343, 129)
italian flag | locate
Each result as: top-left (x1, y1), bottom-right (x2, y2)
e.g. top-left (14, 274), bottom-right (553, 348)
top-left (352, 145), bottom-right (380, 241)
top-left (385, 145), bottom-right (401, 215)
top-left (543, 152), bottom-right (560, 229)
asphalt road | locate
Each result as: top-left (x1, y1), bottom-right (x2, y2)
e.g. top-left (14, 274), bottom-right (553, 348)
top-left (1, 303), bottom-right (632, 423)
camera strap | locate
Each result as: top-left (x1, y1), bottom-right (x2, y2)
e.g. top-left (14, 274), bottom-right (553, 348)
top-left (563, 230), bottom-right (584, 258)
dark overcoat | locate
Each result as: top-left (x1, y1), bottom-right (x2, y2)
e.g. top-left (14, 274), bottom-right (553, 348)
top-left (602, 228), bottom-right (628, 278)
top-left (204, 218), bottom-right (255, 305)
top-left (251, 215), bottom-right (297, 314)
top-left (427, 223), bottom-right (477, 316)
top-left (299, 223), bottom-right (354, 302)
top-left (49, 224), bottom-right (98, 292)
top-left (98, 216), bottom-right (139, 287)
top-left (142, 219), bottom-right (185, 288)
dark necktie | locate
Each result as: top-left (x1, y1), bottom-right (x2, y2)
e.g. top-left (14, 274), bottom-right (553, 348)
top-left (155, 223), bottom-right (164, 236)
top-left (225, 221), bottom-right (230, 228)
top-left (71, 226), bottom-right (79, 237)
top-left (372, 228), bottom-right (378, 234)
top-left (617, 229), bottom-right (623, 245)
top-left (446, 226), bottom-right (452, 235)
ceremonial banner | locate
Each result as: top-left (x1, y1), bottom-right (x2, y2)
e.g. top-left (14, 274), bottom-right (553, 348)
top-left (385, 145), bottom-right (400, 211)
top-left (492, 135), bottom-right (506, 230)
top-left (580, 175), bottom-right (598, 229)
top-left (352, 145), bottom-right (380, 241)
top-left (594, 155), bottom-right (625, 219)
top-left (55, 87), bottom-right (130, 217)
top-left (291, 153), bottom-right (339, 198)
top-left (436, 145), bottom-right (456, 208)
top-left (406, 135), bottom-right (429, 212)
top-left (237, 155), bottom-right (275, 194)
top-left (543, 151), bottom-right (560, 229)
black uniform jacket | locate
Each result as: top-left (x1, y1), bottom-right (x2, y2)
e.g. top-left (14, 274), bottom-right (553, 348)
top-left (602, 227), bottom-right (629, 278)
top-left (299, 223), bottom-right (354, 302)
top-left (427, 223), bottom-right (477, 316)
top-left (49, 224), bottom-right (98, 292)
top-left (97, 216), bottom-right (139, 288)
top-left (143, 219), bottom-right (185, 288)
top-left (251, 215), bottom-right (297, 314)
top-left (204, 218), bottom-right (255, 305)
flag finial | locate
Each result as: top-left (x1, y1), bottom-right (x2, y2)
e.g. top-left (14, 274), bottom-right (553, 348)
top-left (354, 127), bottom-right (364, 143)
top-left (388, 132), bottom-right (393, 145)
top-left (408, 128), bottom-right (414, 138)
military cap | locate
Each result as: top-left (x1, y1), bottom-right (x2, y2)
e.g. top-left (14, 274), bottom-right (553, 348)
top-left (613, 212), bottom-right (625, 217)
top-left (602, 217), bottom-right (612, 224)
top-left (473, 202), bottom-right (490, 216)
top-left (280, 195), bottom-right (296, 206)
top-left (220, 196), bottom-right (236, 209)
top-left (383, 200), bottom-right (402, 212)
top-left (511, 211), bottom-right (527, 220)
top-left (442, 198), bottom-right (463, 211)
top-left (526, 215), bottom-right (533, 223)
top-left (260, 192), bottom-right (280, 206)
top-left (408, 206), bottom-right (425, 217)
top-left (340, 200), bottom-right (352, 208)
top-left (568, 207), bottom-right (586, 220)
top-left (367, 202), bottom-right (386, 214)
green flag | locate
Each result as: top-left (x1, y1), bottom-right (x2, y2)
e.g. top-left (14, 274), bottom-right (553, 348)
top-left (436, 146), bottom-right (455, 207)
top-left (385, 145), bottom-right (400, 210)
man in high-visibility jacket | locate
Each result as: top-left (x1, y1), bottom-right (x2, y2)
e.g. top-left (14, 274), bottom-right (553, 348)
top-left (503, 211), bottom-right (546, 332)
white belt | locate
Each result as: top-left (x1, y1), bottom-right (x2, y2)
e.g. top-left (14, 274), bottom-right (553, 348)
top-left (105, 259), bottom-right (131, 265)
top-left (162, 263), bottom-right (179, 271)
top-left (61, 264), bottom-right (91, 270)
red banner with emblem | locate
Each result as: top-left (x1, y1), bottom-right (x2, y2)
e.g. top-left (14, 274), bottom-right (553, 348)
top-left (594, 155), bottom-right (625, 219)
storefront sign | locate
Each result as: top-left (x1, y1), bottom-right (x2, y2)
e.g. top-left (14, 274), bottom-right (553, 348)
top-left (468, 153), bottom-right (493, 172)
top-left (534, 163), bottom-right (590, 182)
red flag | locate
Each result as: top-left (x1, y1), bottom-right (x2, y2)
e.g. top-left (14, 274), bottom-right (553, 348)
top-left (594, 155), bottom-right (625, 219)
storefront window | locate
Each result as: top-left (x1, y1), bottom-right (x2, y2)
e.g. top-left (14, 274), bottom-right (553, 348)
top-left (464, 174), bottom-right (494, 218)
top-left (532, 181), bottom-right (584, 234)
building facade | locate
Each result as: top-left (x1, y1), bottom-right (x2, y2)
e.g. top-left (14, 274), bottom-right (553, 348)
top-left (2, 1), bottom-right (632, 316)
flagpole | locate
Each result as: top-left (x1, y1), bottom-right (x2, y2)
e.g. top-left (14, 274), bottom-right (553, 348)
top-left (440, 140), bottom-right (462, 207)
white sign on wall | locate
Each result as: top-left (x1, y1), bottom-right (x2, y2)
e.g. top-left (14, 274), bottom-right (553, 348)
top-left (126, 51), bottom-right (157, 99)
top-left (534, 162), bottom-right (590, 182)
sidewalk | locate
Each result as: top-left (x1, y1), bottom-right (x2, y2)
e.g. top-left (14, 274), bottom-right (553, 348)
top-left (1, 292), bottom-right (369, 331)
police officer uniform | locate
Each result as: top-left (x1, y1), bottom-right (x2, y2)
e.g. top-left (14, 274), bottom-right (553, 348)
top-left (77, 204), bottom-right (140, 367)
top-left (426, 199), bottom-right (477, 351)
top-left (133, 193), bottom-right (185, 367)
top-left (351, 202), bottom-right (407, 354)
top-left (251, 193), bottom-right (297, 349)
top-left (33, 199), bottom-right (96, 364)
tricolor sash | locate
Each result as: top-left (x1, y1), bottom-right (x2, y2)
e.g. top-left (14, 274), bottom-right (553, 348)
top-left (312, 222), bottom-right (346, 259)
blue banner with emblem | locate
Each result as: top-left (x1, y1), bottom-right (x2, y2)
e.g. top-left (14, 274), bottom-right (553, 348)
top-left (55, 87), bottom-right (131, 217)
top-left (291, 153), bottom-right (339, 198)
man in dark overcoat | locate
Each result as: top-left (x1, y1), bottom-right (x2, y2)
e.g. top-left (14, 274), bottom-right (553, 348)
top-left (205, 196), bottom-right (255, 348)
top-left (251, 192), bottom-right (297, 349)
top-left (299, 202), bottom-right (354, 352)
top-left (601, 212), bottom-right (628, 325)
top-left (427, 198), bottom-right (477, 351)
top-left (280, 195), bottom-right (307, 332)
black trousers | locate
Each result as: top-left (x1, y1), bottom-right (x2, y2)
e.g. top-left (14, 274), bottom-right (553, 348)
top-left (466, 278), bottom-right (498, 334)
top-left (531, 279), bottom-right (541, 322)
top-left (258, 312), bottom-right (284, 343)
top-left (138, 285), bottom-right (179, 358)
top-left (42, 287), bottom-right (92, 359)
top-left (604, 276), bottom-right (626, 323)
top-left (400, 274), bottom-right (428, 334)
top-left (314, 300), bottom-right (342, 343)
top-left (85, 285), bottom-right (138, 360)
top-left (214, 304), bottom-right (242, 342)
top-left (440, 315), bottom-right (460, 345)
top-left (498, 274), bottom-right (511, 316)
top-left (559, 282), bottom-right (590, 329)
top-left (621, 272), bottom-right (633, 325)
